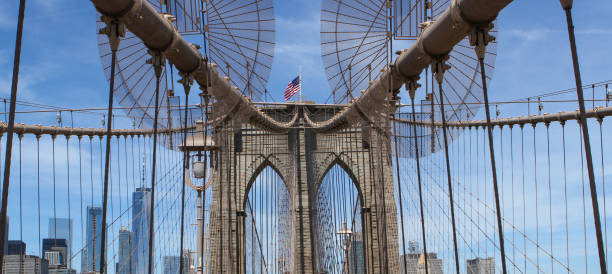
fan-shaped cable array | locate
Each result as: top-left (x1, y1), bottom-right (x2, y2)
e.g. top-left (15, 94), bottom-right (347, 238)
top-left (425, 1), bottom-right (498, 150)
top-left (321, 0), bottom-right (389, 103)
top-left (321, 0), bottom-right (498, 154)
top-left (97, 0), bottom-right (171, 129)
top-left (205, 0), bottom-right (275, 101)
top-left (97, 0), bottom-right (276, 132)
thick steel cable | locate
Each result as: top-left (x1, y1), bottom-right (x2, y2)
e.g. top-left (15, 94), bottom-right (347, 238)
top-left (225, 121), bottom-right (234, 272)
top-left (0, 0), bottom-right (26, 269)
top-left (409, 94), bottom-right (429, 274)
top-left (216, 125), bottom-right (224, 272)
top-left (147, 53), bottom-right (163, 274)
top-left (226, 124), bottom-right (235, 273)
top-left (477, 49), bottom-right (508, 273)
top-left (392, 109), bottom-right (409, 274)
top-left (17, 136), bottom-right (23, 273)
top-left (561, 123), bottom-right (570, 270)
top-left (532, 124), bottom-right (540, 270)
top-left (599, 119), bottom-right (609, 273)
top-left (520, 125), bottom-right (526, 272)
top-left (546, 123), bottom-right (553, 273)
top-left (561, 4), bottom-right (607, 273)
top-left (179, 79), bottom-right (191, 274)
top-left (99, 24), bottom-right (119, 273)
top-left (578, 125), bottom-right (588, 273)
top-left (200, 92), bottom-right (210, 274)
top-left (52, 136), bottom-right (57, 247)
top-left (435, 70), bottom-right (460, 274)
top-left (66, 135), bottom-right (73, 270)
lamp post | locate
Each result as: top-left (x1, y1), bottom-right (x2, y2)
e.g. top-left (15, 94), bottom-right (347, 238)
top-left (178, 119), bottom-right (217, 274)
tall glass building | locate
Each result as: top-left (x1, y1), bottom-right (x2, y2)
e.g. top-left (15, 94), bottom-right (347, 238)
top-left (49, 218), bottom-right (72, 268)
top-left (163, 253), bottom-right (193, 274)
top-left (132, 187), bottom-right (151, 274)
top-left (82, 206), bottom-right (103, 273)
top-left (117, 227), bottom-right (132, 274)
top-left (163, 256), bottom-right (181, 274)
top-left (42, 238), bottom-right (68, 267)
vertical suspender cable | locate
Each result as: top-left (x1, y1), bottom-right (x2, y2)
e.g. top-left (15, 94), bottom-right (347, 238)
top-left (599, 118), bottom-right (609, 273)
top-left (99, 18), bottom-right (123, 274)
top-left (148, 50), bottom-right (164, 274)
top-left (0, 0), bottom-right (26, 269)
top-left (560, 2), bottom-right (607, 273)
top-left (200, 89), bottom-right (210, 274)
top-left (561, 122), bottom-right (571, 270)
top-left (472, 27), bottom-right (508, 274)
top-left (407, 82), bottom-right (429, 274)
top-left (18, 135), bottom-right (23, 273)
top-left (432, 57), bottom-right (460, 274)
top-left (178, 74), bottom-right (192, 274)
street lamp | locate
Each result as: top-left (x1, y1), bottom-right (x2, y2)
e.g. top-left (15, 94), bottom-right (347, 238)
top-left (178, 118), bottom-right (217, 274)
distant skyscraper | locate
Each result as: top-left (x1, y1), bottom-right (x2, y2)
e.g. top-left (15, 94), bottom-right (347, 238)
top-left (347, 232), bottom-right (365, 274)
top-left (48, 268), bottom-right (77, 274)
top-left (42, 238), bottom-right (68, 267)
top-left (2, 254), bottom-right (48, 274)
top-left (48, 218), bottom-right (72, 267)
top-left (7, 240), bottom-right (25, 255)
top-left (117, 227), bottom-right (132, 274)
top-left (408, 240), bottom-right (419, 253)
top-left (467, 257), bottom-right (495, 274)
top-left (163, 256), bottom-right (181, 274)
top-left (163, 253), bottom-right (193, 274)
top-left (400, 252), bottom-right (444, 274)
top-left (3, 217), bottom-right (8, 254)
top-left (132, 187), bottom-right (151, 274)
top-left (82, 206), bottom-right (103, 273)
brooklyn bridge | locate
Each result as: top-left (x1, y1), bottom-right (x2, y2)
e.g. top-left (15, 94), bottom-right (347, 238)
top-left (0, 0), bottom-right (610, 273)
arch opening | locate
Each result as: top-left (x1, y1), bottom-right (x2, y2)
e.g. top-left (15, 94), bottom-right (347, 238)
top-left (244, 165), bottom-right (293, 273)
top-left (315, 163), bottom-right (366, 273)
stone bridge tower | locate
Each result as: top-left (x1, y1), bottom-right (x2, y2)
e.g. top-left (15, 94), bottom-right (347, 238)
top-left (205, 103), bottom-right (400, 273)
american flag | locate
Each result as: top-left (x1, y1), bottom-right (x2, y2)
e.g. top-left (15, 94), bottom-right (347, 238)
top-left (283, 76), bottom-right (301, 101)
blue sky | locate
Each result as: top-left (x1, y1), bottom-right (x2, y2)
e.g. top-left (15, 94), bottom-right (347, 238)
top-left (1, 0), bottom-right (612, 273)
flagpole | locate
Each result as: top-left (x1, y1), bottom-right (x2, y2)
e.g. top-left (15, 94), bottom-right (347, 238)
top-left (299, 65), bottom-right (302, 102)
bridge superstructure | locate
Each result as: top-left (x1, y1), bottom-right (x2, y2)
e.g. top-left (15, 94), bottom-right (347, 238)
top-left (0, 0), bottom-right (610, 273)
top-left (200, 103), bottom-right (400, 273)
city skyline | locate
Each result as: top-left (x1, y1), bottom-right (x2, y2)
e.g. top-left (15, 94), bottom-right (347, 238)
top-left (2, 187), bottom-right (158, 274)
top-left (467, 257), bottom-right (495, 274)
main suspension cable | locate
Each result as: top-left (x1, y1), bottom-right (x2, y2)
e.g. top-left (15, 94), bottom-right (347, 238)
top-left (178, 72), bottom-right (193, 274)
top-left (559, 2), bottom-right (607, 272)
top-left (98, 17), bottom-right (124, 274)
top-left (408, 80), bottom-right (429, 274)
top-left (147, 50), bottom-right (165, 274)
top-left (0, 0), bottom-right (27, 268)
top-left (432, 56), bottom-right (460, 274)
top-left (472, 26), bottom-right (508, 274)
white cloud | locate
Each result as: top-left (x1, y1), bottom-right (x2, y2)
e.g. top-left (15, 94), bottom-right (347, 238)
top-left (0, 61), bottom-right (59, 102)
top-left (505, 28), bottom-right (557, 44)
top-left (0, 4), bottom-right (16, 30)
